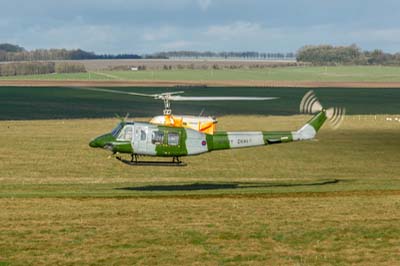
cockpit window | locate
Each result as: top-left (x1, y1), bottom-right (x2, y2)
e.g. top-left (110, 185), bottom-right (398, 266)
top-left (118, 126), bottom-right (133, 141)
top-left (111, 123), bottom-right (123, 137)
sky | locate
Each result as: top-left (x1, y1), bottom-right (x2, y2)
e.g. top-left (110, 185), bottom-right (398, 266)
top-left (1, 0), bottom-right (400, 54)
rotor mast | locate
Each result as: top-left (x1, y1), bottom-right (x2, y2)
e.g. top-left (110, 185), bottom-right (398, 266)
top-left (154, 91), bottom-right (184, 116)
top-left (162, 97), bottom-right (172, 115)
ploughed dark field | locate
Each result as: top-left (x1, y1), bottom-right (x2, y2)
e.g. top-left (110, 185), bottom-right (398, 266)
top-left (1, 86), bottom-right (400, 120)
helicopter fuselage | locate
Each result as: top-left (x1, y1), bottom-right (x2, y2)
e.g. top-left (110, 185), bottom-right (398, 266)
top-left (88, 112), bottom-right (327, 158)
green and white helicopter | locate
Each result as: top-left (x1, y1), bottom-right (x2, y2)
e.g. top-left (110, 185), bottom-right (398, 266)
top-left (88, 90), bottom-right (345, 166)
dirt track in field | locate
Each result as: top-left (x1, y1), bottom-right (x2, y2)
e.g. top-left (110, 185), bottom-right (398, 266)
top-left (1, 79), bottom-right (400, 88)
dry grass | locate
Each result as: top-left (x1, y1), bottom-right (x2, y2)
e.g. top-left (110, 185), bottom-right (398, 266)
top-left (1, 196), bottom-right (400, 265)
top-left (0, 115), bottom-right (400, 265)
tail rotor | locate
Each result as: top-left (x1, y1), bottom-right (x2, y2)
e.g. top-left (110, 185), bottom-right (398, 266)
top-left (300, 90), bottom-right (323, 114)
top-left (325, 107), bottom-right (346, 129)
top-left (300, 90), bottom-right (345, 129)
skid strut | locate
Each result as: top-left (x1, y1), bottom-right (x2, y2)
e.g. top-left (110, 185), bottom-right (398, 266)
top-left (116, 154), bottom-right (187, 166)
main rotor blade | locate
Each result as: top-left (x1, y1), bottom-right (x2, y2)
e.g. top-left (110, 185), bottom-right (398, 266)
top-left (168, 96), bottom-right (278, 101)
top-left (70, 87), bottom-right (277, 101)
top-left (74, 87), bottom-right (158, 98)
top-left (159, 91), bottom-right (185, 96)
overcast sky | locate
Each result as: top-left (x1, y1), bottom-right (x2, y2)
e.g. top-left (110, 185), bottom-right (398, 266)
top-left (1, 0), bottom-right (400, 54)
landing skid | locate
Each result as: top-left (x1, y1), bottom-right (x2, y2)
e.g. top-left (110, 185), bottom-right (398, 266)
top-left (116, 156), bottom-right (187, 167)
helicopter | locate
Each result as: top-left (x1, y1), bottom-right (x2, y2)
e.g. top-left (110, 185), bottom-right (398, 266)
top-left (88, 90), bottom-right (345, 166)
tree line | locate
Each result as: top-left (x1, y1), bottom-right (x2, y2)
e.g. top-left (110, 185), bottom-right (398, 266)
top-left (297, 45), bottom-right (400, 65)
top-left (0, 62), bottom-right (86, 76)
top-left (146, 51), bottom-right (295, 60)
top-left (0, 43), bottom-right (297, 62)
top-left (0, 44), bottom-right (141, 62)
top-left (3, 42), bottom-right (400, 67)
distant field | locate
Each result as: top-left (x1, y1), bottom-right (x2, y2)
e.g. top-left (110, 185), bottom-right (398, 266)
top-left (0, 115), bottom-right (399, 265)
top-left (2, 66), bottom-right (400, 82)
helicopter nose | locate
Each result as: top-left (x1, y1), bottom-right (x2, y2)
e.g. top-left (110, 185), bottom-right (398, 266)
top-left (89, 133), bottom-right (115, 148)
top-left (89, 139), bottom-right (99, 148)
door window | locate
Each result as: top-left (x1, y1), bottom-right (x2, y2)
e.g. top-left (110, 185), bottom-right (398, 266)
top-left (168, 132), bottom-right (180, 146)
top-left (140, 129), bottom-right (147, 141)
top-left (151, 131), bottom-right (164, 144)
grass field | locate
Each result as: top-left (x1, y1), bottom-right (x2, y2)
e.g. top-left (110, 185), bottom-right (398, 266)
top-left (1, 115), bottom-right (400, 265)
top-left (2, 66), bottom-right (400, 82)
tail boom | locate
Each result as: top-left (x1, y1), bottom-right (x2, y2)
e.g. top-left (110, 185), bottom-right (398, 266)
top-left (206, 111), bottom-right (327, 151)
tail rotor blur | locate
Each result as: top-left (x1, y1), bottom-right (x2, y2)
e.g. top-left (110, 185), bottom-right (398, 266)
top-left (300, 90), bottom-right (345, 129)
top-left (325, 107), bottom-right (346, 129)
top-left (300, 90), bottom-right (323, 114)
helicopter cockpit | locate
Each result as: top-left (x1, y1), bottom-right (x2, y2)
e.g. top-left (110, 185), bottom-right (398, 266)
top-left (111, 123), bottom-right (124, 137)
top-left (111, 122), bottom-right (135, 141)
top-left (109, 121), bottom-right (187, 154)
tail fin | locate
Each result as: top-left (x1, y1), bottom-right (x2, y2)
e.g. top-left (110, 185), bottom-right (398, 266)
top-left (293, 90), bottom-right (345, 141)
top-left (300, 90), bottom-right (346, 130)
top-left (293, 111), bottom-right (327, 141)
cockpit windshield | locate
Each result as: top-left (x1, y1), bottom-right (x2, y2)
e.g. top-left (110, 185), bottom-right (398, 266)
top-left (111, 123), bottom-right (124, 137)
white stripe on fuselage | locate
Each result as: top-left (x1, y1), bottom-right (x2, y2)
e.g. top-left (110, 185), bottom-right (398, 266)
top-left (227, 132), bottom-right (264, 148)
